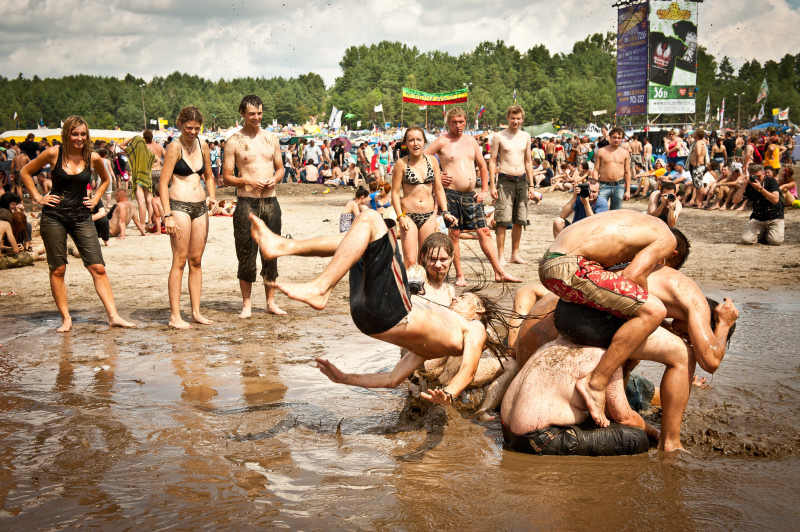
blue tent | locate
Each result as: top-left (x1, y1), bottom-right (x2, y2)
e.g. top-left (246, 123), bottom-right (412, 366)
top-left (752, 122), bottom-right (791, 132)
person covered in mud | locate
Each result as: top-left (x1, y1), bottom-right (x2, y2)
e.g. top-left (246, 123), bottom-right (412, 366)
top-left (248, 209), bottom-right (506, 406)
top-left (538, 209), bottom-right (681, 428)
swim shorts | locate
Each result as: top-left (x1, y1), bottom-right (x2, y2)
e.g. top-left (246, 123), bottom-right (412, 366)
top-left (625, 374), bottom-right (656, 412)
top-left (233, 196), bottom-right (281, 283)
top-left (170, 198), bottom-right (208, 220)
top-left (553, 299), bottom-right (627, 348)
top-left (349, 225), bottom-right (412, 335)
top-left (495, 173), bottom-right (528, 226)
top-left (445, 189), bottom-right (486, 231)
top-left (538, 250), bottom-right (647, 318)
top-left (501, 418), bottom-right (649, 456)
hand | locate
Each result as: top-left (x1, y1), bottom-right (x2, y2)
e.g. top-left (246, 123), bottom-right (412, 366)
top-left (83, 193), bottom-right (96, 211)
top-left (164, 216), bottom-right (180, 238)
top-left (207, 197), bottom-right (220, 215)
top-left (245, 176), bottom-right (268, 191)
top-left (474, 191), bottom-right (486, 204)
top-left (36, 194), bottom-right (60, 207)
top-left (440, 170), bottom-right (453, 187)
top-left (316, 357), bottom-right (347, 384)
top-left (623, 190), bottom-right (631, 200)
top-left (264, 177), bottom-right (276, 189)
top-left (714, 297), bottom-right (739, 327)
top-left (443, 213), bottom-right (458, 227)
top-left (398, 215), bottom-right (412, 232)
top-left (420, 388), bottom-right (453, 406)
top-left (490, 185), bottom-right (498, 200)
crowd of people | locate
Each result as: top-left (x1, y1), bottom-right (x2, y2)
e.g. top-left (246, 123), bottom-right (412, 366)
top-left (1, 97), bottom-right (796, 457)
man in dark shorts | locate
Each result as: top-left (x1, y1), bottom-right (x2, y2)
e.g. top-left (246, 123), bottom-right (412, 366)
top-left (424, 107), bottom-right (519, 286)
top-left (223, 94), bottom-right (286, 317)
top-left (248, 209), bottom-right (494, 407)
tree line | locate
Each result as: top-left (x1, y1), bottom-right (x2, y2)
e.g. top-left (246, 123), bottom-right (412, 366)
top-left (1, 33), bottom-right (798, 133)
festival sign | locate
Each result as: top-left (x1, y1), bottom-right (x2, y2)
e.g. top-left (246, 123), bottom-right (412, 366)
top-left (616, 2), bottom-right (649, 116)
top-left (647, 1), bottom-right (698, 114)
top-left (402, 88), bottom-right (468, 106)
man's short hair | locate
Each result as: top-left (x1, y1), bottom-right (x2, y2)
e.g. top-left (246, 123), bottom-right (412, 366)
top-left (506, 105), bottom-right (525, 119)
top-left (355, 187), bottom-right (369, 199)
top-left (748, 163), bottom-right (763, 175)
top-left (693, 128), bottom-right (706, 140)
top-left (609, 127), bottom-right (624, 137)
top-left (115, 189), bottom-right (127, 200)
top-left (586, 178), bottom-right (599, 187)
top-left (238, 94), bottom-right (263, 113)
top-left (669, 227), bottom-right (690, 269)
top-left (419, 231), bottom-right (454, 266)
top-left (660, 181), bottom-right (677, 191)
top-left (142, 129), bottom-right (153, 143)
top-left (446, 106), bottom-right (467, 123)
top-left (26, 133), bottom-right (34, 140)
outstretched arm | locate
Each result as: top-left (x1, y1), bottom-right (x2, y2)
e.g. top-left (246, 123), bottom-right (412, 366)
top-left (315, 351), bottom-right (426, 389)
top-left (422, 321), bottom-right (486, 405)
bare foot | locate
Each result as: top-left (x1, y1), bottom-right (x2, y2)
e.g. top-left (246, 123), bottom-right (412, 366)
top-left (474, 410), bottom-right (496, 422)
top-left (708, 204), bottom-right (720, 211)
top-left (498, 257), bottom-right (507, 269)
top-left (239, 304), bottom-right (252, 319)
top-left (168, 317), bottom-right (192, 330)
top-left (57, 317), bottom-right (73, 333)
top-left (720, 204), bottom-right (728, 211)
top-left (274, 281), bottom-right (330, 310)
top-left (266, 302), bottom-right (287, 315)
top-left (109, 315), bottom-right (136, 328)
top-left (575, 375), bottom-right (609, 427)
top-left (510, 255), bottom-right (527, 265)
top-left (658, 441), bottom-right (689, 453)
top-left (192, 313), bottom-right (213, 325)
top-left (249, 213), bottom-right (286, 261)
top-left (495, 270), bottom-right (521, 283)
top-left (455, 276), bottom-right (467, 287)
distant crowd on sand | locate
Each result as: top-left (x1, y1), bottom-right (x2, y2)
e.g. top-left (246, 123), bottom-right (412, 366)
top-left (10, 95), bottom-right (799, 456)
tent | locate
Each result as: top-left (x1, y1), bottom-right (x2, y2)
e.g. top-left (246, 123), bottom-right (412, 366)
top-left (0, 128), bottom-right (138, 143)
top-left (751, 122), bottom-right (791, 132)
top-left (522, 122), bottom-right (557, 137)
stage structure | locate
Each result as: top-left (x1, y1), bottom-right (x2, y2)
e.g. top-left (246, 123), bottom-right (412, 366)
top-left (615, 1), bottom-right (703, 130)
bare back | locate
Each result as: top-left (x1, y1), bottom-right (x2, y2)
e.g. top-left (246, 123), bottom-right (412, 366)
top-left (549, 209), bottom-right (674, 267)
top-left (226, 130), bottom-right (280, 198)
top-left (147, 142), bottom-right (166, 171)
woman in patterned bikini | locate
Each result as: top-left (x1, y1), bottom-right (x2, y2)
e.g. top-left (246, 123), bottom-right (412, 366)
top-left (391, 127), bottom-right (456, 269)
top-left (159, 106), bottom-right (219, 329)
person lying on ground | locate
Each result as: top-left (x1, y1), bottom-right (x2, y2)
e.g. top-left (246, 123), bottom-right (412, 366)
top-left (538, 209), bottom-right (682, 427)
top-left (249, 209), bottom-right (506, 406)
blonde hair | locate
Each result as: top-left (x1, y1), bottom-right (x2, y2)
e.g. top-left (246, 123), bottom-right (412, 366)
top-left (507, 105), bottom-right (525, 119)
top-left (446, 106), bottom-right (467, 123)
top-left (61, 116), bottom-right (92, 163)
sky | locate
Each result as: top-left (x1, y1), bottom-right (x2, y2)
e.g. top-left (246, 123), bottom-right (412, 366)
top-left (1, 0), bottom-right (799, 86)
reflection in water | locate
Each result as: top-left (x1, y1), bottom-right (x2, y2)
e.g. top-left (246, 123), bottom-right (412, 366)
top-left (0, 290), bottom-right (797, 528)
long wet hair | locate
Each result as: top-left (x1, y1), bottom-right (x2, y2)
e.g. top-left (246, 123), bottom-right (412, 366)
top-left (61, 115), bottom-right (92, 164)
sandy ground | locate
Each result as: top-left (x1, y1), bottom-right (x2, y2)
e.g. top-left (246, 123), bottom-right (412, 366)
top-left (1, 182), bottom-right (799, 324)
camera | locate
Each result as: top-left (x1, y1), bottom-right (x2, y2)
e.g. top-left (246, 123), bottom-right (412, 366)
top-left (749, 176), bottom-right (758, 184)
top-left (668, 193), bottom-right (676, 202)
top-left (578, 183), bottom-right (591, 198)
top-left (407, 264), bottom-right (426, 296)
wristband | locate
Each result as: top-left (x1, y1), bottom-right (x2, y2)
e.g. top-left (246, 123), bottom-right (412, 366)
top-left (163, 213), bottom-right (173, 218)
top-left (397, 212), bottom-right (407, 219)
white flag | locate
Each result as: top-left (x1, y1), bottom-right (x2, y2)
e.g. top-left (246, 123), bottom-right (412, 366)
top-left (704, 94), bottom-right (711, 124)
top-left (13, 112), bottom-right (18, 120)
top-left (356, 120), bottom-right (361, 128)
top-left (719, 98), bottom-right (725, 126)
top-left (419, 105), bottom-right (427, 110)
top-left (328, 106), bottom-right (338, 128)
top-left (778, 107), bottom-right (789, 120)
top-left (757, 103), bottom-right (765, 120)
top-left (331, 109), bottom-right (343, 130)
top-left (374, 104), bottom-right (383, 113)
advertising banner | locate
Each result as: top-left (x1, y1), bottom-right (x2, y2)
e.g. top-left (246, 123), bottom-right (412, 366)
top-left (402, 88), bottom-right (468, 106)
top-left (616, 2), bottom-right (649, 116)
top-left (647, 1), bottom-right (698, 114)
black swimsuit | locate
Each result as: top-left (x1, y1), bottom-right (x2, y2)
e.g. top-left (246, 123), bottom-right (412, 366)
top-left (173, 139), bottom-right (205, 176)
top-left (402, 155), bottom-right (436, 229)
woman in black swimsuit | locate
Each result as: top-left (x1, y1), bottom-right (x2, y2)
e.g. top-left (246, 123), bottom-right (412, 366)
top-left (159, 106), bottom-right (218, 329)
top-left (390, 127), bottom-right (456, 269)
top-left (19, 116), bottom-right (136, 332)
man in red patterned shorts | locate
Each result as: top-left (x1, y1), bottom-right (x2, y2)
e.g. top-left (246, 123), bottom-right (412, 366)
top-left (538, 209), bottom-right (684, 428)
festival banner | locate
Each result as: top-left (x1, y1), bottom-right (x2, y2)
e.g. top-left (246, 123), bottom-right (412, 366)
top-left (756, 78), bottom-right (769, 103)
top-left (778, 107), bottom-right (789, 121)
top-left (616, 2), bottom-right (649, 116)
top-left (647, 1), bottom-right (698, 114)
top-left (402, 87), bottom-right (468, 106)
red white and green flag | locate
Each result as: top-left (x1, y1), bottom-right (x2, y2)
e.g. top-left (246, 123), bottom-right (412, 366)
top-left (402, 87), bottom-right (468, 106)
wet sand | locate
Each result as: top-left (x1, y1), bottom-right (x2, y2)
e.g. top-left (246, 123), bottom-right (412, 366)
top-left (1, 185), bottom-right (799, 528)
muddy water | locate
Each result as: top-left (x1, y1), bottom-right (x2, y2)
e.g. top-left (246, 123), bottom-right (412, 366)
top-left (0, 289), bottom-right (798, 529)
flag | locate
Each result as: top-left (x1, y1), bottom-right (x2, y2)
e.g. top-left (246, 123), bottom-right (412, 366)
top-left (60, 120), bottom-right (64, 127)
top-left (419, 105), bottom-right (427, 110)
top-left (402, 87), bottom-right (468, 105)
top-left (477, 106), bottom-right (485, 118)
top-left (757, 103), bottom-right (765, 120)
top-left (39, 118), bottom-right (44, 126)
top-left (331, 109), bottom-right (343, 129)
top-left (442, 105), bottom-right (446, 117)
top-left (704, 94), bottom-right (711, 124)
top-left (778, 107), bottom-right (789, 120)
top-left (756, 78), bottom-right (769, 103)
top-left (513, 89), bottom-right (517, 104)
top-left (719, 98), bottom-right (725, 126)
top-left (328, 106), bottom-right (338, 127)
top-left (373, 104), bottom-right (383, 113)
top-left (13, 112), bottom-right (17, 120)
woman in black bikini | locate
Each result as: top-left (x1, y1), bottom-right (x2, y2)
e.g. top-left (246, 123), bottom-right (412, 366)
top-left (19, 116), bottom-right (136, 332)
top-left (391, 127), bottom-right (455, 269)
top-left (159, 106), bottom-right (218, 329)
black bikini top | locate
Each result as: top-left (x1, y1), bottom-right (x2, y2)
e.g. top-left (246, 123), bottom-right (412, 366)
top-left (173, 138), bottom-right (205, 176)
top-left (402, 154), bottom-right (435, 185)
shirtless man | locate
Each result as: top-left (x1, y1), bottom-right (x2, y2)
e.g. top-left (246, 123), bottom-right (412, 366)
top-left (686, 129), bottom-right (708, 202)
top-left (223, 94), bottom-right (286, 317)
top-left (424, 107), bottom-right (520, 286)
top-left (538, 209), bottom-right (678, 427)
top-left (108, 189), bottom-right (147, 238)
top-left (145, 130), bottom-right (166, 232)
top-left (488, 105), bottom-right (535, 266)
top-left (642, 137), bottom-right (653, 171)
top-left (741, 137), bottom-right (755, 176)
top-left (629, 134), bottom-right (643, 175)
top-left (592, 127), bottom-right (631, 210)
top-left (11, 150), bottom-right (30, 198)
top-left (249, 209), bottom-right (492, 406)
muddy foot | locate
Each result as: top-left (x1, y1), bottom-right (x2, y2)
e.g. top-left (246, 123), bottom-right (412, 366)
top-left (192, 313), bottom-right (213, 325)
top-left (57, 317), bottom-right (73, 333)
top-left (267, 302), bottom-right (287, 315)
top-left (275, 281), bottom-right (329, 310)
top-left (495, 271), bottom-right (521, 283)
top-left (510, 255), bottom-right (527, 265)
top-left (250, 213), bottom-right (285, 261)
top-left (169, 318), bottom-right (192, 330)
top-left (109, 315), bottom-right (136, 328)
top-left (575, 375), bottom-right (609, 427)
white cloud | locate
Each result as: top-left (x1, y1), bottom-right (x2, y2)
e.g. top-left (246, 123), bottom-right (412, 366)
top-left (0, 0), bottom-right (797, 85)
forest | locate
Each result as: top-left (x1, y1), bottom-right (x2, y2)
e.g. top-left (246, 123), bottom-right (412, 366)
top-left (1, 32), bottom-right (799, 132)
